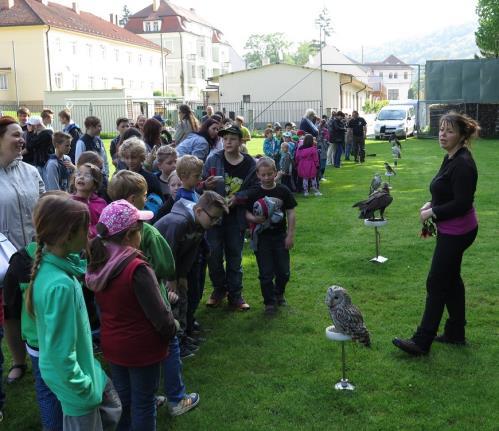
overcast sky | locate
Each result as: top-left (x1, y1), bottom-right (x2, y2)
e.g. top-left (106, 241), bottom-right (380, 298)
top-left (58, 0), bottom-right (478, 54)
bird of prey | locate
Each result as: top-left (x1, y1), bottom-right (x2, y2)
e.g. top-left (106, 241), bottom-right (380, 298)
top-left (325, 286), bottom-right (371, 347)
top-left (369, 173), bottom-right (382, 195)
top-left (389, 134), bottom-right (402, 149)
top-left (391, 144), bottom-right (401, 160)
top-left (384, 162), bottom-right (396, 175)
top-left (353, 183), bottom-right (393, 220)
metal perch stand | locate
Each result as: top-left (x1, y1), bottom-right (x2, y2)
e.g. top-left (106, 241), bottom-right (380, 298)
top-left (325, 326), bottom-right (355, 391)
top-left (364, 219), bottom-right (388, 263)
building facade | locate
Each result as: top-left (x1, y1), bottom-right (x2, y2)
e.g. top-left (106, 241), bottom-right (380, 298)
top-left (365, 55), bottom-right (413, 101)
top-left (126, 0), bottom-right (244, 102)
top-left (0, 0), bottom-right (163, 105)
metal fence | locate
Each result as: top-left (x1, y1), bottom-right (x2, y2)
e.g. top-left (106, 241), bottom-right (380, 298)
top-left (0, 99), bottom-right (322, 134)
top-left (417, 100), bottom-right (499, 138)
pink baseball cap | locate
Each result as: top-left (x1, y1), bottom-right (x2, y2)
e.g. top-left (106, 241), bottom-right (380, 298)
top-left (98, 199), bottom-right (153, 236)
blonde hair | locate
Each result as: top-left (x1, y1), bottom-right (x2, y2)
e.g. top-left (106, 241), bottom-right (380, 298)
top-left (176, 155), bottom-right (203, 180)
top-left (119, 136), bottom-right (147, 160)
top-left (108, 170), bottom-right (147, 201)
top-left (256, 156), bottom-right (276, 171)
top-left (156, 144), bottom-right (177, 163)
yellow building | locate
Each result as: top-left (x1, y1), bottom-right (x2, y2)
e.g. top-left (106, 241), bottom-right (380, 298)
top-left (0, 0), bottom-right (164, 105)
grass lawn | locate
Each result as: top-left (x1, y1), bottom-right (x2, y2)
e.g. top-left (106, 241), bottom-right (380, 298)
top-left (3, 137), bottom-right (499, 430)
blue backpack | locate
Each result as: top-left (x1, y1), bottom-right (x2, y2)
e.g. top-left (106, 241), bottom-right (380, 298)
top-left (144, 193), bottom-right (163, 216)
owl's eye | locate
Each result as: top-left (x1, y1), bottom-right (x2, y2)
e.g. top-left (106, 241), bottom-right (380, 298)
top-left (334, 296), bottom-right (339, 299)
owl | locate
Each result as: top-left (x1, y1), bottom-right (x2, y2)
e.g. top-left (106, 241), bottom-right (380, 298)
top-left (325, 286), bottom-right (371, 347)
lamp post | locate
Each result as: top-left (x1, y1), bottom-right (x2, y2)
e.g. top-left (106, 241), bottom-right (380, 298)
top-left (315, 8), bottom-right (331, 117)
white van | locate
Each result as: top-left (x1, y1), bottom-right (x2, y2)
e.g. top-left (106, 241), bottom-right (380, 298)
top-left (374, 105), bottom-right (416, 139)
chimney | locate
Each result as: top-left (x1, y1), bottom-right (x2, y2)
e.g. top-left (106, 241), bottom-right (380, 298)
top-left (41, 0), bottom-right (48, 5)
top-left (115, 14), bottom-right (118, 25)
top-left (152, 0), bottom-right (159, 12)
top-left (109, 13), bottom-right (114, 23)
top-left (0, 0), bottom-right (14, 11)
top-left (72, 1), bottom-right (79, 14)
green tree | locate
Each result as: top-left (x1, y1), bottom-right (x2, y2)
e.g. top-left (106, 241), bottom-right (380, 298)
top-left (243, 33), bottom-right (291, 67)
top-left (119, 5), bottom-right (131, 27)
top-left (475, 0), bottom-right (499, 58)
top-left (290, 41), bottom-right (320, 66)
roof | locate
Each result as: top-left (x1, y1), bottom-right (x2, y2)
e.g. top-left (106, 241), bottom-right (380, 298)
top-left (126, 0), bottom-right (222, 35)
top-left (0, 0), bottom-right (161, 51)
top-left (365, 54), bottom-right (412, 69)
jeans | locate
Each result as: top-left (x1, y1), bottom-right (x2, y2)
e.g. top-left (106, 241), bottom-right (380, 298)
top-left (187, 249), bottom-right (207, 334)
top-left (110, 362), bottom-right (160, 431)
top-left (30, 353), bottom-right (63, 431)
top-left (413, 227), bottom-right (478, 349)
top-left (353, 135), bottom-right (366, 162)
top-left (0, 327), bottom-right (4, 411)
top-left (319, 158), bottom-right (327, 180)
top-left (345, 141), bottom-right (352, 160)
top-left (207, 218), bottom-right (245, 304)
top-left (162, 336), bottom-right (185, 404)
top-left (333, 143), bottom-right (344, 167)
top-left (326, 143), bottom-right (335, 165)
top-left (254, 232), bottom-right (290, 306)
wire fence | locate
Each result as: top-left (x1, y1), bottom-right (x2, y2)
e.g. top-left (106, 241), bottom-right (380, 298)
top-left (0, 99), bottom-right (322, 134)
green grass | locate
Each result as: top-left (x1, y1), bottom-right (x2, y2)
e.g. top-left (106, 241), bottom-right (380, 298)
top-left (3, 138), bottom-right (499, 430)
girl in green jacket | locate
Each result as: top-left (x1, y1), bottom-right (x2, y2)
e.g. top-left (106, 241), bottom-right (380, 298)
top-left (25, 194), bottom-right (122, 430)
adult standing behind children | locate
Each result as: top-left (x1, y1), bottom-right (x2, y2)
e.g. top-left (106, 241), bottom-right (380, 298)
top-left (75, 116), bottom-right (109, 179)
top-left (299, 109), bottom-right (319, 137)
top-left (203, 125), bottom-right (258, 310)
top-left (348, 110), bottom-right (367, 163)
top-left (329, 111), bottom-right (346, 168)
top-left (174, 105), bottom-right (199, 146)
top-left (25, 116), bottom-right (54, 180)
top-left (393, 113), bottom-right (480, 356)
top-left (0, 116), bottom-right (45, 385)
top-left (176, 118), bottom-right (220, 162)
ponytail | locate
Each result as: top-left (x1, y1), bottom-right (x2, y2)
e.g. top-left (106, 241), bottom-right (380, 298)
top-left (88, 234), bottom-right (109, 272)
top-left (26, 241), bottom-right (44, 317)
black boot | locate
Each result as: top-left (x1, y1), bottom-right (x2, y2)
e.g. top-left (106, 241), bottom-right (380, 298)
top-left (392, 338), bottom-right (429, 356)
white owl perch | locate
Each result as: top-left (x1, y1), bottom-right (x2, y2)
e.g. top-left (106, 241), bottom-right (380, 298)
top-left (325, 286), bottom-right (371, 391)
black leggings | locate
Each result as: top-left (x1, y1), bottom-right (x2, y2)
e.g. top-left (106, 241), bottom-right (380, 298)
top-left (413, 227), bottom-right (478, 348)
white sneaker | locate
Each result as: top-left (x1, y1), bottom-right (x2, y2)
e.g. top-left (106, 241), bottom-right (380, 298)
top-left (314, 190), bottom-right (323, 196)
top-left (303, 191), bottom-right (309, 197)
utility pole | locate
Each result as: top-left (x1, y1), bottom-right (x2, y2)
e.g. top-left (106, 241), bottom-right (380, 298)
top-left (315, 7), bottom-right (332, 117)
top-left (319, 25), bottom-right (323, 116)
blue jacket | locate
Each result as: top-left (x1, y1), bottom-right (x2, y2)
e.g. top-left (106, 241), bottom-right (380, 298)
top-left (263, 137), bottom-right (280, 158)
top-left (299, 117), bottom-right (319, 137)
top-left (176, 132), bottom-right (210, 161)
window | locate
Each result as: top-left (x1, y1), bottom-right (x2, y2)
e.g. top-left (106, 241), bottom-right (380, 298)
top-left (72, 73), bottom-right (79, 89)
top-left (54, 73), bottom-right (63, 89)
top-left (86, 44), bottom-right (92, 57)
top-left (127, 52), bottom-right (132, 64)
top-left (387, 89), bottom-right (399, 100)
top-left (144, 21), bottom-right (151, 32)
top-left (389, 73), bottom-right (393, 79)
top-left (200, 66), bottom-right (205, 79)
top-left (113, 77), bottom-right (124, 88)
top-left (88, 76), bottom-right (94, 89)
top-left (115, 49), bottom-right (120, 62)
top-left (144, 20), bottom-right (160, 32)
top-left (191, 65), bottom-right (196, 79)
top-left (404, 72), bottom-right (408, 80)
top-left (102, 77), bottom-right (108, 88)
top-left (242, 94), bottom-right (251, 103)
top-left (55, 38), bottom-right (62, 52)
top-left (394, 72), bottom-right (398, 79)
top-left (212, 46), bottom-right (219, 62)
top-left (0, 74), bottom-right (7, 90)
top-left (379, 72), bottom-right (383, 78)
top-left (100, 45), bottom-right (106, 59)
top-left (71, 41), bottom-right (77, 55)
top-left (138, 54), bottom-right (143, 64)
top-left (153, 21), bottom-right (160, 32)
top-left (199, 45), bottom-right (205, 58)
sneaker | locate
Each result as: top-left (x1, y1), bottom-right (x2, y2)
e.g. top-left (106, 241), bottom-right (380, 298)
top-left (264, 304), bottom-right (278, 315)
top-left (229, 300), bottom-right (250, 311)
top-left (179, 345), bottom-right (195, 359)
top-left (156, 395), bottom-right (167, 408)
top-left (303, 191), bottom-right (309, 197)
top-left (206, 295), bottom-right (224, 308)
top-left (168, 393), bottom-right (200, 417)
top-left (314, 190), bottom-right (322, 196)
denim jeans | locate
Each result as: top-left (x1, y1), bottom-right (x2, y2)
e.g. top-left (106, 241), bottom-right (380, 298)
top-left (206, 218), bottom-right (245, 304)
top-left (110, 362), bottom-right (160, 431)
top-left (345, 141), bottom-right (352, 160)
top-left (30, 353), bottom-right (63, 431)
top-left (0, 327), bottom-right (4, 411)
top-left (333, 143), bottom-right (344, 167)
top-left (254, 232), bottom-right (290, 306)
top-left (162, 336), bottom-right (185, 404)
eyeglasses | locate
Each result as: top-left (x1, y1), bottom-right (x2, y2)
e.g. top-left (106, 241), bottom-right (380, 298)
top-left (75, 171), bottom-right (93, 180)
top-left (202, 208), bottom-right (222, 225)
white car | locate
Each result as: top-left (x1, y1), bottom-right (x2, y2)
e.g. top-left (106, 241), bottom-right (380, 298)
top-left (374, 105), bottom-right (415, 139)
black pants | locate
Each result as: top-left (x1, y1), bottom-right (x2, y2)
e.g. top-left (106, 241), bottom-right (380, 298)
top-left (254, 232), bottom-right (290, 306)
top-left (352, 135), bottom-right (365, 162)
top-left (413, 227), bottom-right (477, 349)
top-left (186, 247), bottom-right (207, 335)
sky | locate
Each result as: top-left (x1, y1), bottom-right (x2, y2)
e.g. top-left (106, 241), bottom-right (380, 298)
top-left (57, 0), bottom-right (478, 55)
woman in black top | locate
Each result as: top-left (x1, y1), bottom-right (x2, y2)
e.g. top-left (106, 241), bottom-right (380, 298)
top-left (393, 113), bottom-right (480, 356)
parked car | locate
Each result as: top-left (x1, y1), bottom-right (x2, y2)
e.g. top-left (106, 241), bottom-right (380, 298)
top-left (374, 105), bottom-right (415, 139)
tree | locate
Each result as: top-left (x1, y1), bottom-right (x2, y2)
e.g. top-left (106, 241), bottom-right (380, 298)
top-left (475, 0), bottom-right (499, 58)
top-left (119, 5), bottom-right (131, 27)
top-left (243, 33), bottom-right (291, 67)
top-left (290, 41), bottom-right (321, 66)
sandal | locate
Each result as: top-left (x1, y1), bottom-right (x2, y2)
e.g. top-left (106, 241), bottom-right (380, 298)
top-left (6, 364), bottom-right (27, 384)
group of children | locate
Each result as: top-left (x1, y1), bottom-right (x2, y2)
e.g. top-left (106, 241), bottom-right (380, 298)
top-left (0, 109), bottom-right (299, 430)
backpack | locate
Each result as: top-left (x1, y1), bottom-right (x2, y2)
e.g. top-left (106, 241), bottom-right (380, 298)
top-left (145, 193), bottom-right (164, 216)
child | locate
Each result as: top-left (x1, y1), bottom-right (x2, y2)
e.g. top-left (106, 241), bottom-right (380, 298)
top-left (263, 127), bottom-right (280, 164)
top-left (75, 116), bottom-right (109, 179)
top-left (58, 109), bottom-right (82, 163)
top-left (86, 200), bottom-right (176, 429)
top-left (155, 145), bottom-right (178, 200)
top-left (45, 131), bottom-right (75, 191)
top-left (119, 137), bottom-right (163, 198)
top-left (107, 171), bottom-right (200, 417)
top-left (25, 194), bottom-right (121, 428)
top-left (75, 151), bottom-right (110, 203)
top-left (295, 134), bottom-right (321, 197)
top-left (72, 162), bottom-right (107, 238)
top-left (154, 192), bottom-right (228, 353)
top-left (110, 117), bottom-right (130, 167)
top-left (246, 157), bottom-right (297, 315)
top-left (175, 155), bottom-right (203, 203)
top-left (278, 142), bottom-right (293, 190)
top-left (154, 171), bottom-right (182, 223)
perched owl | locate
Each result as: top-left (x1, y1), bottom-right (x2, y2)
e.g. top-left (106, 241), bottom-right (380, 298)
top-left (325, 286), bottom-right (371, 347)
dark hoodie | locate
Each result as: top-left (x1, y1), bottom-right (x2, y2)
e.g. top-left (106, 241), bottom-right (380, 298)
top-left (153, 198), bottom-right (205, 281)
